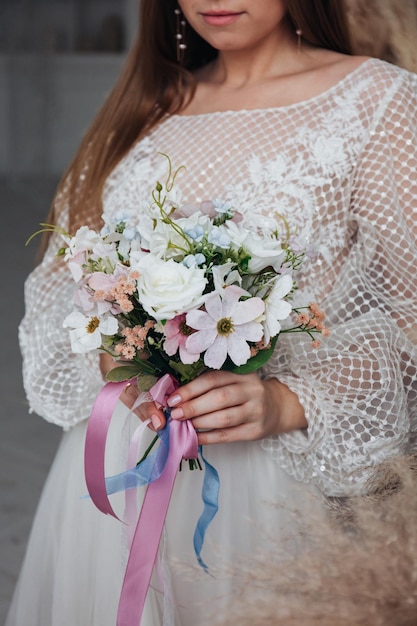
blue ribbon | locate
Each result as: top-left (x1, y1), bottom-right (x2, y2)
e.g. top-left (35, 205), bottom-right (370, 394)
top-left (102, 421), bottom-right (220, 571)
top-left (193, 445), bottom-right (220, 572)
top-left (104, 425), bottom-right (170, 494)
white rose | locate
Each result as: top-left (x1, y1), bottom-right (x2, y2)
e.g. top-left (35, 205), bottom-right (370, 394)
top-left (148, 221), bottom-right (188, 260)
top-left (226, 222), bottom-right (286, 273)
top-left (134, 254), bottom-right (207, 320)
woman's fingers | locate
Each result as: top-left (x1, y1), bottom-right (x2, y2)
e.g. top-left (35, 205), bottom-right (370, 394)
top-left (170, 384), bottom-right (247, 420)
top-left (120, 381), bottom-right (140, 408)
top-left (167, 371), bottom-right (254, 419)
top-left (119, 383), bottom-right (166, 431)
top-left (196, 422), bottom-right (263, 445)
top-left (192, 403), bottom-right (264, 437)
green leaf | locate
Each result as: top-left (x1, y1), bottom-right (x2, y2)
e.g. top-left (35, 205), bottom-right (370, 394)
top-left (105, 365), bottom-right (141, 382)
top-left (231, 336), bottom-right (278, 375)
top-left (168, 359), bottom-right (206, 383)
top-left (105, 366), bottom-right (157, 391)
top-left (137, 373), bottom-right (158, 392)
top-left (25, 222), bottom-right (70, 247)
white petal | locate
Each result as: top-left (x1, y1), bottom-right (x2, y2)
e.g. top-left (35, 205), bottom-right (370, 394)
top-left (263, 318), bottom-right (281, 344)
top-left (186, 309), bottom-right (214, 331)
top-left (236, 320), bottom-right (264, 342)
top-left (226, 333), bottom-right (251, 366)
top-left (68, 261), bottom-right (84, 283)
top-left (221, 285), bottom-right (245, 317)
top-left (179, 343), bottom-right (201, 365)
top-left (204, 336), bottom-right (228, 369)
top-left (268, 299), bottom-right (292, 321)
top-left (204, 292), bottom-right (223, 321)
top-left (69, 328), bottom-right (101, 353)
top-left (233, 297), bottom-right (265, 324)
top-left (186, 328), bottom-right (218, 354)
top-left (272, 274), bottom-right (293, 299)
top-left (99, 316), bottom-right (118, 335)
top-left (63, 311), bottom-right (88, 329)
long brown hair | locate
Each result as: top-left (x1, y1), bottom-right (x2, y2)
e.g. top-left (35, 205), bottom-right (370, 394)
top-left (43, 0), bottom-right (352, 251)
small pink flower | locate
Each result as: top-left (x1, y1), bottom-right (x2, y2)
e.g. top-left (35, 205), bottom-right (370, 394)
top-left (163, 314), bottom-right (200, 364)
top-left (297, 312), bottom-right (311, 326)
top-left (309, 302), bottom-right (326, 321)
top-left (186, 286), bottom-right (265, 369)
top-left (117, 295), bottom-right (134, 313)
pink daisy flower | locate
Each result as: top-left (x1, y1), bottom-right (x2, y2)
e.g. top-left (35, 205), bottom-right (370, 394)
top-left (186, 286), bottom-right (265, 369)
top-left (163, 314), bottom-right (200, 364)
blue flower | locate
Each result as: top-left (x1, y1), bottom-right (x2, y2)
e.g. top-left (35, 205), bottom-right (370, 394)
top-left (183, 253), bottom-right (206, 268)
top-left (208, 227), bottom-right (231, 249)
top-left (184, 225), bottom-right (205, 242)
top-left (213, 198), bottom-right (234, 215)
top-left (123, 227), bottom-right (138, 241)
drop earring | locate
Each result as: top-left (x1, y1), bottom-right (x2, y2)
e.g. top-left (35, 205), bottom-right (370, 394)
top-left (295, 27), bottom-right (303, 52)
top-left (174, 7), bottom-right (187, 64)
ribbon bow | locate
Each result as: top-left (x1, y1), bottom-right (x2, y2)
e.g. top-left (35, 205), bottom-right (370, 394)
top-left (84, 374), bottom-right (219, 626)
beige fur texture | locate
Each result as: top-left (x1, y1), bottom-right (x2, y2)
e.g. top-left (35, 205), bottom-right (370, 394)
top-left (209, 457), bottom-right (417, 626)
top-left (346, 0), bottom-right (417, 71)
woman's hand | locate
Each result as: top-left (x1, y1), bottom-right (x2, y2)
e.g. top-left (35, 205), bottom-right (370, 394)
top-left (99, 353), bottom-right (166, 432)
top-left (165, 370), bottom-right (307, 446)
top-left (99, 355), bottom-right (307, 444)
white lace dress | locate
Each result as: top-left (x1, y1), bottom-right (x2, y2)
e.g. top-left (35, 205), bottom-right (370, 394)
top-left (6, 58), bottom-right (417, 626)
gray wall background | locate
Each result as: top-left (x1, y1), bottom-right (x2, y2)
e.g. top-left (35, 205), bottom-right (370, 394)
top-left (0, 1), bottom-right (138, 621)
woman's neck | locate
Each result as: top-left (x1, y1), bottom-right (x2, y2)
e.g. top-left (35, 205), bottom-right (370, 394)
top-left (199, 25), bottom-right (300, 88)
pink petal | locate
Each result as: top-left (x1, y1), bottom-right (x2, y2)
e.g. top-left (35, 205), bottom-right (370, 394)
top-left (74, 287), bottom-right (94, 312)
top-left (179, 343), bottom-right (201, 365)
top-left (226, 333), bottom-right (251, 366)
top-left (186, 328), bottom-right (218, 354)
top-left (88, 272), bottom-right (116, 292)
top-left (164, 335), bottom-right (181, 356)
top-left (233, 297), bottom-right (265, 324)
top-left (164, 316), bottom-right (182, 339)
top-left (204, 336), bottom-right (228, 369)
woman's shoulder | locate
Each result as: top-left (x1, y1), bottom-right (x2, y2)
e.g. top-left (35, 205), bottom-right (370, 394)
top-left (352, 56), bottom-right (417, 99)
top-left (359, 58), bottom-right (417, 131)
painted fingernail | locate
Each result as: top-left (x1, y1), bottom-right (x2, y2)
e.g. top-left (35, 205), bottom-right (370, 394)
top-left (167, 394), bottom-right (181, 407)
top-left (170, 407), bottom-right (184, 420)
top-left (151, 415), bottom-right (162, 430)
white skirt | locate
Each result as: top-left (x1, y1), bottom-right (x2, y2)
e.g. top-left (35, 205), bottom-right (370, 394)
top-left (6, 403), bottom-right (322, 626)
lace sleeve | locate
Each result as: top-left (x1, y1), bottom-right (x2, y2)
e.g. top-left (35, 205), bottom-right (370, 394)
top-left (19, 197), bottom-right (103, 431)
top-left (261, 71), bottom-right (417, 497)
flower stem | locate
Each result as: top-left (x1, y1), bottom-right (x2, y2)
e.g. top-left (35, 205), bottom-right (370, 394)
top-left (136, 434), bottom-right (159, 466)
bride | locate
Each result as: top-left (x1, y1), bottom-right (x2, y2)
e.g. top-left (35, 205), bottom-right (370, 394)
top-left (6, 1), bottom-right (417, 625)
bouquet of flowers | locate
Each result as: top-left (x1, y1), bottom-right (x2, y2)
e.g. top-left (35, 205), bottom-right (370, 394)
top-left (50, 155), bottom-right (327, 391)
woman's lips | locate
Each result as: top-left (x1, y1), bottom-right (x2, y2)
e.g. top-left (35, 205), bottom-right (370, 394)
top-left (201, 11), bottom-right (244, 26)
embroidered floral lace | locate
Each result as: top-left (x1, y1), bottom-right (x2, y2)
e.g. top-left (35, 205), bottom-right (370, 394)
top-left (19, 58), bottom-right (417, 496)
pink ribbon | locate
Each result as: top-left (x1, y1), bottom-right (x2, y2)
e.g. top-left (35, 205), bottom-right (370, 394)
top-left (84, 374), bottom-right (198, 626)
top-left (84, 379), bottom-right (128, 521)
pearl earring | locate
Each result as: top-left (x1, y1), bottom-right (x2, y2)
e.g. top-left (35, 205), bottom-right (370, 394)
top-left (174, 7), bottom-right (187, 64)
top-left (296, 28), bottom-right (303, 52)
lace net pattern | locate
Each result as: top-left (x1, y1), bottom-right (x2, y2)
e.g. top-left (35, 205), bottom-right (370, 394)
top-left (20, 58), bottom-right (417, 495)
